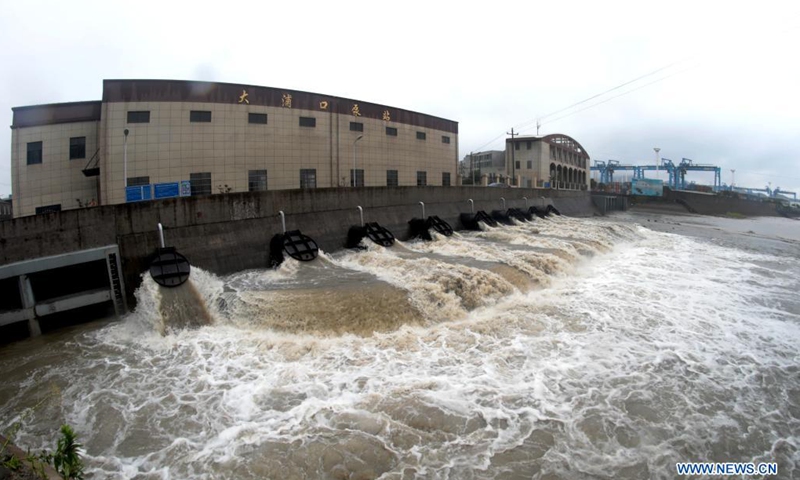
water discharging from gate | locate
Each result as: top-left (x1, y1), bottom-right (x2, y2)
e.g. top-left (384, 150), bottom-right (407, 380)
top-left (2, 214), bottom-right (799, 479)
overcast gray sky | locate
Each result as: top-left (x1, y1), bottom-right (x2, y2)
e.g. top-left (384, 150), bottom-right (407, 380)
top-left (1, 0), bottom-right (799, 198)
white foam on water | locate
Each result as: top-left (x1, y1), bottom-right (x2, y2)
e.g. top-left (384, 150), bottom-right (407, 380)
top-left (1, 219), bottom-right (798, 479)
top-left (332, 245), bottom-right (516, 322)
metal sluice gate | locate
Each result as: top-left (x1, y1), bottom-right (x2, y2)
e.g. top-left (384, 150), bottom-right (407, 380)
top-left (365, 222), bottom-right (395, 246)
top-left (460, 210), bottom-right (498, 230)
top-left (149, 223), bottom-right (192, 288)
top-left (269, 211), bottom-right (319, 267)
top-left (426, 216), bottom-right (453, 236)
top-left (506, 208), bottom-right (531, 222)
top-left (149, 247), bottom-right (191, 288)
top-left (282, 230), bottom-right (319, 261)
top-left (346, 206), bottom-right (396, 248)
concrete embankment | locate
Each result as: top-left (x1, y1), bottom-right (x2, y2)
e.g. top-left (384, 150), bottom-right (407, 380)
top-left (0, 187), bottom-right (592, 306)
top-left (630, 189), bottom-right (780, 217)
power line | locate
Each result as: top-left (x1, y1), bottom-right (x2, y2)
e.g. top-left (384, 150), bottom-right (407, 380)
top-left (471, 132), bottom-right (508, 154)
top-left (534, 18), bottom-right (800, 131)
top-left (537, 61), bottom-right (703, 128)
top-left (465, 13), bottom-right (800, 155)
top-left (515, 59), bottom-right (689, 132)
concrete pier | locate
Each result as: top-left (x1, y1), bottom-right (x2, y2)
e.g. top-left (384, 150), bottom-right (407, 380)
top-left (0, 245), bottom-right (126, 336)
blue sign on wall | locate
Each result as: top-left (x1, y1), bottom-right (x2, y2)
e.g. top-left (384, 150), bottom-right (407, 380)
top-left (631, 178), bottom-right (664, 197)
top-left (126, 185), bottom-right (152, 202)
top-left (154, 182), bottom-right (180, 199)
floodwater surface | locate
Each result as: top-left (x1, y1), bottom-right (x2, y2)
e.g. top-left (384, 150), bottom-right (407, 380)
top-left (1, 214), bottom-right (798, 479)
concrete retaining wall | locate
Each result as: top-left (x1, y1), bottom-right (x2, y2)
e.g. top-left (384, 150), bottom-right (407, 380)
top-left (0, 187), bottom-right (592, 305)
top-left (663, 189), bottom-right (779, 217)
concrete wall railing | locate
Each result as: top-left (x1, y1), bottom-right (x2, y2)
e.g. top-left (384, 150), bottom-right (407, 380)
top-left (1, 187), bottom-right (593, 306)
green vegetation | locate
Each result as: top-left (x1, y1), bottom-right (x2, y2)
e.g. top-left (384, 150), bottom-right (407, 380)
top-left (2, 423), bottom-right (85, 480)
top-left (2, 389), bottom-right (85, 479)
top-left (53, 425), bottom-right (84, 480)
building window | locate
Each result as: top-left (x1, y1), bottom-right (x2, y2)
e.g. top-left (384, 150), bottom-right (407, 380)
top-left (442, 172), bottom-right (451, 186)
top-left (127, 176), bottom-right (150, 187)
top-left (190, 111), bottom-right (212, 122)
top-left (248, 113), bottom-right (268, 124)
top-left (26, 141), bottom-right (43, 165)
top-left (416, 132), bottom-right (426, 140)
top-left (299, 117), bottom-right (316, 127)
top-left (515, 143), bottom-right (520, 150)
top-left (442, 136), bottom-right (450, 144)
top-left (349, 169), bottom-right (364, 187)
top-left (386, 170), bottom-right (398, 187)
top-left (69, 137), bottom-right (86, 160)
top-left (386, 127), bottom-right (398, 136)
top-left (35, 204), bottom-right (61, 215)
top-left (127, 111), bottom-right (150, 123)
top-left (350, 122), bottom-right (364, 132)
top-left (515, 161), bottom-right (520, 170)
top-left (248, 170), bottom-right (268, 192)
top-left (190, 172), bottom-right (212, 196)
top-left (527, 161), bottom-right (533, 169)
top-left (527, 141), bottom-right (532, 150)
top-left (416, 171), bottom-right (427, 186)
top-left (300, 169), bottom-right (317, 188)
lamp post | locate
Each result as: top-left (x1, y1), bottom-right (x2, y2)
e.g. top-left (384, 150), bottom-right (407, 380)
top-left (123, 129), bottom-right (130, 188)
top-left (352, 135), bottom-right (363, 187)
top-left (653, 147), bottom-right (660, 181)
top-left (471, 151), bottom-right (475, 186)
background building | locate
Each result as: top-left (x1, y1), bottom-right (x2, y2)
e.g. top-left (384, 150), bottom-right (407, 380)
top-left (10, 79), bottom-right (459, 218)
top-left (460, 150), bottom-right (506, 184)
top-left (0, 196), bottom-right (11, 220)
top-left (505, 134), bottom-right (590, 189)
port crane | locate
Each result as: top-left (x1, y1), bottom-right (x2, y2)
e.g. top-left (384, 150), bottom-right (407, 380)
top-left (590, 160), bottom-right (640, 184)
top-left (773, 187), bottom-right (797, 200)
top-left (592, 157), bottom-right (722, 191)
top-left (731, 185), bottom-right (797, 200)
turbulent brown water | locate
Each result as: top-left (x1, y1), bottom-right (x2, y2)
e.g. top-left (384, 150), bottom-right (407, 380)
top-left (1, 214), bottom-right (799, 479)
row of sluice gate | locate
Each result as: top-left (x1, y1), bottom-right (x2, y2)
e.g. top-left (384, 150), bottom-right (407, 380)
top-left (148, 199), bottom-right (562, 285)
top-left (462, 197), bottom-right (561, 229)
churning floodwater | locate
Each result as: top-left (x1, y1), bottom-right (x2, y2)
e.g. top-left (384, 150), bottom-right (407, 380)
top-left (1, 214), bottom-right (799, 479)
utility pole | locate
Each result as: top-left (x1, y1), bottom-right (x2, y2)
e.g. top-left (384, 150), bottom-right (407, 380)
top-left (507, 128), bottom-right (518, 186)
top-left (536, 120), bottom-right (541, 136)
top-left (730, 169), bottom-right (735, 189)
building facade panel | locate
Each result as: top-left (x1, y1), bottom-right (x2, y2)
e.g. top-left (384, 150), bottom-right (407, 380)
top-left (11, 80), bottom-right (458, 217)
top-left (11, 121), bottom-right (99, 217)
